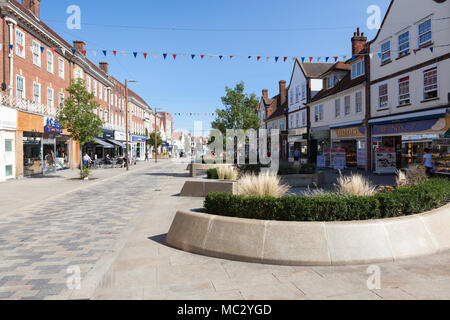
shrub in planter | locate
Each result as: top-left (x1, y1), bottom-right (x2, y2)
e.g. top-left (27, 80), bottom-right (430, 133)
top-left (207, 168), bottom-right (219, 180)
top-left (278, 163), bottom-right (317, 175)
top-left (204, 178), bottom-right (450, 222)
top-left (80, 167), bottom-right (91, 180)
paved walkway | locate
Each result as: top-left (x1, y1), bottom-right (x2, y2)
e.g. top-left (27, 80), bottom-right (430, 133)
top-left (0, 160), bottom-right (449, 300)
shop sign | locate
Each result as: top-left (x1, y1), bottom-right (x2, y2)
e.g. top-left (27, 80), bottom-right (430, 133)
top-left (114, 131), bottom-right (127, 141)
top-left (132, 136), bottom-right (146, 142)
top-left (375, 148), bottom-right (396, 174)
top-left (330, 149), bottom-right (346, 170)
top-left (44, 118), bottom-right (62, 134)
top-left (102, 129), bottom-right (115, 140)
top-left (331, 126), bottom-right (365, 139)
top-left (310, 130), bottom-right (330, 141)
top-left (372, 118), bottom-right (440, 136)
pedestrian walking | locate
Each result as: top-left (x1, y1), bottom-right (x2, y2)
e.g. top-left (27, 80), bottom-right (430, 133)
top-left (145, 151), bottom-right (149, 162)
top-left (82, 153), bottom-right (91, 168)
top-left (422, 148), bottom-right (434, 176)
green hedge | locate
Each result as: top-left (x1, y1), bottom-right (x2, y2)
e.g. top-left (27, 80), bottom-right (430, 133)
top-left (204, 178), bottom-right (450, 222)
top-left (207, 168), bottom-right (219, 180)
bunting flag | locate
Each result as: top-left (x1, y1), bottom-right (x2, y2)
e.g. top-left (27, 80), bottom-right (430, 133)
top-left (334, 56), bottom-right (338, 62)
top-left (133, 52), bottom-right (138, 58)
top-left (103, 50), bottom-right (107, 56)
top-left (430, 47), bottom-right (434, 53)
top-left (163, 53), bottom-right (167, 59)
top-left (122, 51), bottom-right (127, 57)
top-left (9, 44), bottom-right (13, 51)
top-left (40, 46), bottom-right (45, 54)
top-left (50, 47), bottom-right (55, 54)
top-left (0, 44), bottom-right (3, 51)
top-left (173, 54), bottom-right (177, 60)
top-left (283, 57), bottom-right (287, 62)
top-left (229, 56), bottom-right (233, 59)
top-left (257, 56), bottom-right (261, 61)
top-left (82, 50), bottom-right (87, 56)
top-left (92, 50), bottom-right (97, 56)
top-left (19, 45), bottom-right (24, 53)
top-left (219, 56), bottom-right (223, 59)
top-left (72, 49), bottom-right (77, 55)
top-left (413, 49), bottom-right (418, 55)
top-left (301, 57), bottom-right (305, 63)
top-left (191, 54), bottom-right (195, 59)
top-left (153, 53), bottom-right (158, 58)
top-left (61, 48), bottom-right (66, 56)
top-left (143, 52), bottom-right (148, 59)
top-left (181, 54), bottom-right (186, 59)
top-left (266, 56), bottom-right (270, 62)
top-left (309, 57), bottom-right (313, 63)
top-left (360, 55), bottom-right (364, 60)
top-left (275, 57), bottom-right (279, 62)
top-left (200, 55), bottom-right (204, 59)
top-left (378, 53), bottom-right (382, 59)
top-left (317, 57), bottom-right (321, 62)
top-left (113, 50), bottom-right (117, 56)
top-left (325, 57), bottom-right (329, 62)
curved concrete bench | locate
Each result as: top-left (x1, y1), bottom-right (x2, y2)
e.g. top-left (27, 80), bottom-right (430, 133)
top-left (166, 203), bottom-right (450, 266)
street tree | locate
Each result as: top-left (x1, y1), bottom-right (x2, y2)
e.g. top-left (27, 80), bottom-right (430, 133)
top-left (147, 132), bottom-right (163, 154)
top-left (57, 78), bottom-right (103, 177)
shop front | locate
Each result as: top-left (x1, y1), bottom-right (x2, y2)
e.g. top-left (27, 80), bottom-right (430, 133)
top-left (0, 107), bottom-right (17, 182)
top-left (330, 124), bottom-right (367, 169)
top-left (370, 110), bottom-right (450, 173)
top-left (310, 127), bottom-right (330, 167)
top-left (288, 128), bottom-right (308, 163)
top-left (132, 136), bottom-right (146, 161)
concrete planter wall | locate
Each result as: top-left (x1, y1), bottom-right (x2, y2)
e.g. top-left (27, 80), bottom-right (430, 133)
top-left (166, 203), bottom-right (450, 266)
top-left (280, 172), bottom-right (325, 188)
top-left (180, 179), bottom-right (237, 197)
top-left (187, 164), bottom-right (231, 178)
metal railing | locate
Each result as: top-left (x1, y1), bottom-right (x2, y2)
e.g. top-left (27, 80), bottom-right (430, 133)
top-left (0, 93), bottom-right (59, 117)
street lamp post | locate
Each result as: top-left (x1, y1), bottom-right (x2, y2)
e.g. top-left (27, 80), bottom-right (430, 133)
top-left (154, 108), bottom-right (158, 164)
top-left (125, 80), bottom-right (137, 171)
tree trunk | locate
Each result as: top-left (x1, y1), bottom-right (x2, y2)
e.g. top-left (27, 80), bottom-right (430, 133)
top-left (79, 144), bottom-right (83, 176)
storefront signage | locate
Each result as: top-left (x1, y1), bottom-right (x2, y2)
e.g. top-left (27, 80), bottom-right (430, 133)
top-left (331, 126), bottom-right (365, 139)
top-left (330, 149), bottom-right (346, 170)
top-left (114, 131), bottom-right (127, 141)
top-left (44, 118), bottom-right (62, 134)
top-left (375, 148), bottom-right (397, 174)
top-left (310, 130), bottom-right (330, 141)
top-left (132, 136), bottom-right (147, 142)
top-left (102, 129), bottom-right (115, 140)
top-left (372, 118), bottom-right (440, 136)
top-left (357, 141), bottom-right (367, 169)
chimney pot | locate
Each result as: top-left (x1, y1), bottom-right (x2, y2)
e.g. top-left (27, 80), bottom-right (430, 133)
top-left (22, 0), bottom-right (41, 19)
top-left (99, 62), bottom-right (109, 74)
top-left (73, 41), bottom-right (86, 53)
top-left (279, 80), bottom-right (287, 106)
top-left (262, 89), bottom-right (268, 99)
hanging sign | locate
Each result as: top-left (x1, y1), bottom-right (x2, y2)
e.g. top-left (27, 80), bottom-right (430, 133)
top-left (44, 117), bottom-right (62, 134)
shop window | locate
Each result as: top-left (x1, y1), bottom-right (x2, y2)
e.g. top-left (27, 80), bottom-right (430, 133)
top-left (378, 84), bottom-right (389, 109)
top-left (398, 31), bottom-right (410, 57)
top-left (344, 96), bottom-right (351, 116)
top-left (423, 67), bottom-right (438, 100)
top-left (381, 41), bottom-right (391, 64)
top-left (398, 76), bottom-right (411, 106)
top-left (335, 99), bottom-right (341, 118)
top-left (418, 19), bottom-right (432, 48)
top-left (15, 29), bottom-right (25, 58)
top-left (355, 91), bottom-right (363, 113)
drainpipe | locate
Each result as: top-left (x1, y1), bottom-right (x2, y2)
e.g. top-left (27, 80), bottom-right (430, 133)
top-left (5, 17), bottom-right (17, 99)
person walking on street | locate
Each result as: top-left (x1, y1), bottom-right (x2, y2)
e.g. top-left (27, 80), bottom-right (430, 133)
top-left (422, 148), bottom-right (434, 176)
top-left (145, 151), bottom-right (149, 162)
top-left (82, 153), bottom-right (91, 168)
top-left (294, 148), bottom-right (301, 163)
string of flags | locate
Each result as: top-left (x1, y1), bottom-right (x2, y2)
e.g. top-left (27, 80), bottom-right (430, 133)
top-left (1, 42), bottom-right (447, 64)
top-left (172, 112), bottom-right (219, 117)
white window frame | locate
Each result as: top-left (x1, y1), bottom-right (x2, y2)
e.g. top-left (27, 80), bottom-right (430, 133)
top-left (418, 18), bottom-right (432, 48)
top-left (351, 60), bottom-right (365, 79)
top-left (334, 99), bottom-right (341, 118)
top-left (47, 87), bottom-right (54, 108)
top-left (99, 83), bottom-right (103, 99)
top-left (398, 30), bottom-right (410, 57)
top-left (314, 105), bottom-right (323, 123)
top-left (93, 80), bottom-right (97, 97)
top-left (33, 82), bottom-right (41, 104)
top-left (344, 96), bottom-right (351, 116)
top-left (295, 86), bottom-right (300, 103)
top-left (423, 66), bottom-right (438, 101)
top-left (378, 83), bottom-right (389, 110)
top-left (355, 91), bottom-right (363, 113)
top-left (398, 76), bottom-right (411, 106)
top-left (16, 75), bottom-right (25, 99)
top-left (86, 76), bottom-right (91, 93)
top-left (32, 41), bottom-right (41, 67)
top-left (15, 29), bottom-right (25, 58)
top-left (290, 90), bottom-right (294, 106)
top-left (47, 50), bottom-right (54, 74)
top-left (58, 58), bottom-right (65, 79)
top-left (301, 84), bottom-right (306, 101)
top-left (381, 40), bottom-right (391, 64)
top-left (302, 110), bottom-right (307, 126)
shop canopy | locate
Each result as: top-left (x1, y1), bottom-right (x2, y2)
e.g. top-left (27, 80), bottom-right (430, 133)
top-left (106, 139), bottom-right (125, 149)
top-left (95, 138), bottom-right (114, 149)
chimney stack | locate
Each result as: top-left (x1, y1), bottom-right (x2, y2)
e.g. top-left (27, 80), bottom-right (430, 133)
top-left (262, 89), bottom-right (268, 100)
top-left (73, 41), bottom-right (86, 53)
top-left (99, 62), bottom-right (109, 74)
top-left (351, 28), bottom-right (367, 55)
top-left (22, 0), bottom-right (41, 19)
top-left (279, 81), bottom-right (287, 105)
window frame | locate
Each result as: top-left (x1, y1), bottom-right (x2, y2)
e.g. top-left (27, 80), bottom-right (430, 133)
top-left (16, 75), bottom-right (25, 99)
top-left (46, 50), bottom-right (54, 74)
top-left (378, 83), bottom-right (389, 110)
top-left (418, 19), bottom-right (432, 48)
top-left (15, 29), bottom-right (25, 58)
top-left (334, 99), bottom-right (341, 118)
top-left (314, 104), bottom-right (323, 123)
top-left (398, 30), bottom-right (410, 57)
top-left (344, 96), bottom-right (351, 116)
top-left (58, 58), bottom-right (65, 79)
top-left (47, 87), bottom-right (54, 108)
top-left (33, 81), bottom-right (41, 104)
top-left (423, 67), bottom-right (438, 101)
top-left (355, 91), bottom-right (363, 113)
top-left (32, 41), bottom-right (41, 67)
top-left (380, 40), bottom-right (391, 64)
top-left (398, 76), bottom-right (411, 106)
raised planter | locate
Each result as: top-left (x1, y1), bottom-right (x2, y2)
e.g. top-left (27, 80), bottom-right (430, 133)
top-left (187, 163), bottom-right (230, 178)
top-left (180, 179), bottom-right (237, 197)
top-left (166, 202), bottom-right (450, 266)
top-left (280, 172), bottom-right (325, 188)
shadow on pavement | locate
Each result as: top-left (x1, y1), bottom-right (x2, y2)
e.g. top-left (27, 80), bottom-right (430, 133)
top-left (145, 173), bottom-right (190, 178)
top-left (148, 234), bottom-right (168, 245)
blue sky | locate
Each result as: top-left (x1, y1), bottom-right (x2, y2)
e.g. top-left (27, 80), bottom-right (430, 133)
top-left (40, 0), bottom-right (390, 133)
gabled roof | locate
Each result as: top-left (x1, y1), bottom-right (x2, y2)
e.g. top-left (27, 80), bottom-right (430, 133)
top-left (298, 61), bottom-right (335, 78)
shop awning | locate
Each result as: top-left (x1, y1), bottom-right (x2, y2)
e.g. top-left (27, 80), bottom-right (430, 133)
top-left (95, 138), bottom-right (114, 148)
top-left (106, 139), bottom-right (125, 148)
top-left (330, 120), bottom-right (364, 130)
